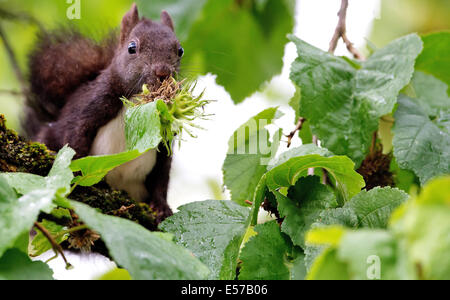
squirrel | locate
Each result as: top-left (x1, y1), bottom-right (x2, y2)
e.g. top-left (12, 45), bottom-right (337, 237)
top-left (23, 3), bottom-right (184, 221)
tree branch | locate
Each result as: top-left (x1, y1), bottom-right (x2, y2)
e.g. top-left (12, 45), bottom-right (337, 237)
top-left (0, 7), bottom-right (45, 32)
top-left (286, 117), bottom-right (305, 148)
top-left (328, 0), bottom-right (365, 60)
top-left (0, 89), bottom-right (24, 96)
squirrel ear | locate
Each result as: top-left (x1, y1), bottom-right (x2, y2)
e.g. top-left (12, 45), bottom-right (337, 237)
top-left (120, 3), bottom-right (140, 44)
top-left (160, 11), bottom-right (174, 32)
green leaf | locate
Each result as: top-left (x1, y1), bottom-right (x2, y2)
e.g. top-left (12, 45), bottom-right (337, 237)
top-left (305, 225), bottom-right (346, 247)
top-left (299, 120), bottom-right (313, 145)
top-left (70, 150), bottom-right (141, 187)
top-left (391, 177), bottom-right (450, 280)
top-left (411, 71), bottom-right (450, 115)
top-left (250, 145), bottom-right (364, 225)
top-left (1, 145), bottom-right (75, 195)
top-left (346, 187), bottom-right (409, 229)
top-left (290, 251), bottom-right (307, 280)
top-left (314, 207), bottom-right (358, 229)
top-left (0, 248), bottom-right (53, 280)
top-left (288, 85), bottom-right (301, 121)
top-left (29, 220), bottom-right (69, 257)
top-left (159, 200), bottom-right (250, 280)
top-left (50, 207), bottom-right (72, 220)
top-left (307, 248), bottom-right (350, 280)
top-left (267, 143), bottom-right (332, 169)
top-left (337, 230), bottom-right (399, 280)
top-left (288, 85), bottom-right (312, 145)
top-left (307, 177), bottom-right (450, 280)
top-left (223, 108), bottom-right (282, 206)
top-left (304, 226), bottom-right (349, 279)
top-left (306, 227), bottom-right (400, 280)
top-left (389, 157), bottom-right (418, 193)
top-left (46, 145), bottom-right (76, 194)
top-left (304, 223), bottom-right (351, 271)
top-left (0, 177), bottom-right (56, 257)
top-left (239, 221), bottom-right (305, 280)
top-left (392, 96), bottom-right (450, 185)
top-left (124, 101), bottom-right (163, 153)
top-left (289, 34), bottom-right (423, 166)
top-left (0, 173), bottom-right (45, 195)
top-left (13, 232), bottom-right (30, 254)
top-left (275, 176), bottom-right (338, 248)
top-left (306, 187), bottom-right (407, 271)
top-left (314, 187), bottom-right (408, 231)
top-left (136, 0), bottom-right (208, 42)
top-left (265, 154), bottom-right (365, 204)
top-left (97, 268), bottom-right (132, 280)
top-left (413, 176), bottom-right (450, 207)
top-left (70, 200), bottom-right (209, 280)
top-left (415, 32), bottom-right (450, 89)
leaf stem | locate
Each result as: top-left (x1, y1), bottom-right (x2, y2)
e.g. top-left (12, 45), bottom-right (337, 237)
top-left (328, 0), bottom-right (365, 60)
top-left (54, 224), bottom-right (89, 239)
top-left (34, 221), bottom-right (72, 269)
top-left (286, 117), bottom-right (305, 148)
top-left (69, 181), bottom-right (80, 195)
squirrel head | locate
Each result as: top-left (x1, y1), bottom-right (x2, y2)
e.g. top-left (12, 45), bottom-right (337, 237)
top-left (113, 3), bottom-right (183, 93)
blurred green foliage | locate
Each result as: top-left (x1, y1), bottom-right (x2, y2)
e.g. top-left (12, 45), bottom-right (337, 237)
top-left (0, 0), bottom-right (134, 131)
top-left (370, 0), bottom-right (450, 47)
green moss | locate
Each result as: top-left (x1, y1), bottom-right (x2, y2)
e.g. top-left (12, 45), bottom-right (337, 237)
top-left (0, 114), bottom-right (158, 231)
top-left (0, 114), bottom-right (54, 175)
top-left (69, 182), bottom-right (158, 231)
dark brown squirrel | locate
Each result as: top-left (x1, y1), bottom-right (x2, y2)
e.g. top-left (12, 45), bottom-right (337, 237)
top-left (24, 4), bottom-right (184, 221)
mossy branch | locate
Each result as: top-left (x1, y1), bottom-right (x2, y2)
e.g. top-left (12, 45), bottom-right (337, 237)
top-left (0, 114), bottom-right (160, 234)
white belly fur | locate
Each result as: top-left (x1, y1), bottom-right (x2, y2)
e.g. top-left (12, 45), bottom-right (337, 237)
top-left (90, 107), bottom-right (157, 201)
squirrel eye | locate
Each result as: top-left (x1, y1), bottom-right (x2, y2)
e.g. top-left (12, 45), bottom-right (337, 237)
top-left (128, 41), bottom-right (137, 54)
top-left (177, 46), bottom-right (184, 57)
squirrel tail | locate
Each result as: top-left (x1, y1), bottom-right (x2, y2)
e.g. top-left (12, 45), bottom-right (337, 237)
top-left (24, 28), bottom-right (117, 139)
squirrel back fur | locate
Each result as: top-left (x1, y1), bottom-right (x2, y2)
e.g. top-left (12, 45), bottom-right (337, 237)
top-left (24, 28), bottom-right (117, 138)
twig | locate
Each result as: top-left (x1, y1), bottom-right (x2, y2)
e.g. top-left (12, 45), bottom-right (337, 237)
top-left (0, 23), bottom-right (29, 97)
top-left (0, 89), bottom-right (24, 96)
top-left (328, 0), bottom-right (365, 60)
top-left (286, 117), bottom-right (305, 148)
top-left (0, 7), bottom-right (45, 32)
top-left (34, 221), bottom-right (72, 269)
top-left (110, 204), bottom-right (136, 216)
top-left (54, 224), bottom-right (89, 240)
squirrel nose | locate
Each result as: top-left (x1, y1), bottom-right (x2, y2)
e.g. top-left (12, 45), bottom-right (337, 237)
top-left (154, 65), bottom-right (171, 81)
